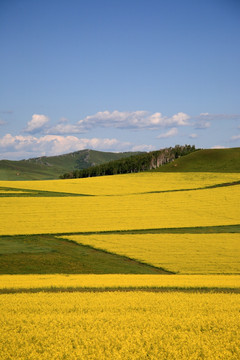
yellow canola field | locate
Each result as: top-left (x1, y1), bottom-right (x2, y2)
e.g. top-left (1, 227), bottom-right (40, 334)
top-left (66, 233), bottom-right (240, 274)
top-left (1, 274), bottom-right (240, 290)
top-left (0, 292), bottom-right (239, 360)
top-left (1, 185), bottom-right (239, 235)
top-left (1, 172), bottom-right (240, 195)
top-left (0, 185), bottom-right (239, 235)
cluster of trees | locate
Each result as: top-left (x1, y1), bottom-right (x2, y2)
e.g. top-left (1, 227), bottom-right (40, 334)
top-left (60, 145), bottom-right (196, 179)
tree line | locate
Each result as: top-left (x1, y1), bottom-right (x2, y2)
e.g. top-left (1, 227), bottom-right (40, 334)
top-left (60, 145), bottom-right (197, 179)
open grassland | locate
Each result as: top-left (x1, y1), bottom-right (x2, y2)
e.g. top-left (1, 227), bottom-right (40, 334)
top-left (65, 233), bottom-right (240, 274)
top-left (1, 172), bottom-right (240, 195)
top-left (0, 292), bottom-right (239, 360)
top-left (0, 185), bottom-right (239, 235)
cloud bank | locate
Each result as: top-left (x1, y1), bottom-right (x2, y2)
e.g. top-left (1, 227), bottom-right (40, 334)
top-left (77, 110), bottom-right (190, 130)
top-left (23, 111), bottom-right (240, 136)
top-left (31, 111), bottom-right (191, 135)
top-left (1, 110), bottom-right (239, 159)
top-left (0, 133), bottom-right (153, 160)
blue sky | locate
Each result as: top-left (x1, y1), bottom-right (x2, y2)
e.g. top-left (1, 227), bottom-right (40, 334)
top-left (0, 0), bottom-right (240, 160)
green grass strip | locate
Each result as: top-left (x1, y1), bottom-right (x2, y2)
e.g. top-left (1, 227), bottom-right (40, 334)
top-left (0, 234), bottom-right (171, 275)
top-left (53, 224), bottom-right (240, 236)
top-left (0, 186), bottom-right (94, 197)
top-left (133, 180), bottom-right (240, 196)
top-left (1, 286), bottom-right (239, 295)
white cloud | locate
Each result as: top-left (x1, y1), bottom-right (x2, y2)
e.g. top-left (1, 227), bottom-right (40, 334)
top-left (131, 144), bottom-right (155, 152)
top-left (189, 133), bottom-right (198, 138)
top-left (45, 123), bottom-right (86, 135)
top-left (167, 112), bottom-right (190, 126)
top-left (0, 133), bottom-right (153, 159)
top-left (76, 110), bottom-right (190, 131)
top-left (49, 111), bottom-right (239, 134)
top-left (25, 114), bottom-right (49, 133)
top-left (192, 113), bottom-right (240, 130)
top-left (211, 145), bottom-right (226, 149)
top-left (157, 127), bottom-right (178, 139)
top-left (0, 119), bottom-right (6, 125)
top-left (21, 111), bottom-right (240, 136)
top-left (40, 110), bottom-right (191, 135)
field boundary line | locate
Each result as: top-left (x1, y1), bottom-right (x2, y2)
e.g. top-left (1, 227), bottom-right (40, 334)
top-left (1, 286), bottom-right (239, 295)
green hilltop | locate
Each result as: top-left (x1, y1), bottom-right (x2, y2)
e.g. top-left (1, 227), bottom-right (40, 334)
top-left (0, 149), bottom-right (140, 180)
top-left (154, 148), bottom-right (240, 173)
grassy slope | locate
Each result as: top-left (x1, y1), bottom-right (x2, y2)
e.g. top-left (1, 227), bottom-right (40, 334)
top-left (1, 225), bottom-right (239, 274)
top-left (0, 149), bottom-right (141, 180)
top-left (0, 235), bottom-right (170, 274)
top-left (1, 147), bottom-right (239, 180)
top-left (154, 148), bottom-right (240, 172)
top-left (28, 149), bottom-right (140, 169)
top-left (0, 160), bottom-right (63, 180)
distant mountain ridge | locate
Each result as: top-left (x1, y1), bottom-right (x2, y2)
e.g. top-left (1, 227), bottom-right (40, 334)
top-left (1, 147), bottom-right (239, 181)
top-left (0, 149), bottom-right (141, 180)
top-left (61, 145), bottom-right (197, 178)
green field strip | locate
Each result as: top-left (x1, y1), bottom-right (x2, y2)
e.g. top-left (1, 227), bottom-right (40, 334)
top-left (0, 234), bottom-right (171, 274)
top-left (1, 227), bottom-right (239, 275)
top-left (0, 186), bottom-right (94, 197)
top-left (0, 286), bottom-right (239, 295)
top-left (52, 224), bottom-right (240, 236)
top-left (1, 224), bottom-right (239, 238)
top-left (138, 179), bottom-right (240, 195)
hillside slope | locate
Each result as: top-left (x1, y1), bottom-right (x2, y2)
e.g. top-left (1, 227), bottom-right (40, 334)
top-left (154, 148), bottom-right (240, 172)
top-left (61, 145), bottom-right (197, 178)
top-left (0, 149), bottom-right (140, 180)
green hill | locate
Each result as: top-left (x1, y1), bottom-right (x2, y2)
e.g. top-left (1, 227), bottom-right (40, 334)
top-left (0, 149), bottom-right (141, 180)
top-left (61, 145), bottom-right (197, 178)
top-left (154, 148), bottom-right (240, 172)
top-left (1, 147), bottom-right (239, 180)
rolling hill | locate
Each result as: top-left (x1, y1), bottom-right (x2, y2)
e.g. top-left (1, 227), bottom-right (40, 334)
top-left (154, 148), bottom-right (240, 172)
top-left (1, 147), bottom-right (239, 181)
top-left (0, 149), bottom-right (141, 180)
top-left (61, 145), bottom-right (197, 178)
top-left (61, 147), bottom-right (240, 179)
